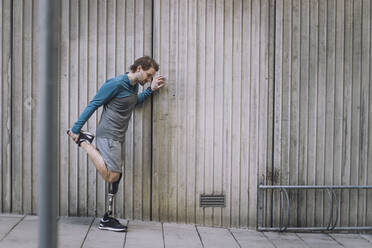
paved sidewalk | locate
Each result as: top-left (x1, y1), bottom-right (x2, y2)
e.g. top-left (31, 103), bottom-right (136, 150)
top-left (1, 214), bottom-right (372, 248)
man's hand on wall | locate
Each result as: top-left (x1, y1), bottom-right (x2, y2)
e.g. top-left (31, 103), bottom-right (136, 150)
top-left (151, 75), bottom-right (166, 91)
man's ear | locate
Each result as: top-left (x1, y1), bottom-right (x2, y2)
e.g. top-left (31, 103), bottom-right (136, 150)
top-left (136, 65), bottom-right (142, 72)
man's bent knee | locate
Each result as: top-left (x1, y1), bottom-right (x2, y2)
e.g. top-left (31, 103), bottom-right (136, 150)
top-left (107, 171), bottom-right (121, 183)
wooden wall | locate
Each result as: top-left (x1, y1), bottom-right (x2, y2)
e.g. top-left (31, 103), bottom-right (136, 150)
top-left (1, 0), bottom-right (372, 229)
top-left (152, 0), bottom-right (272, 227)
top-left (272, 0), bottom-right (372, 228)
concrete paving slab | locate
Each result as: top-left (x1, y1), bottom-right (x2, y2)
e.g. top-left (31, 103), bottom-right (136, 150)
top-left (82, 218), bottom-right (127, 248)
top-left (2, 215), bottom-right (372, 248)
top-left (197, 226), bottom-right (240, 248)
top-left (57, 216), bottom-right (94, 248)
top-left (163, 223), bottom-right (202, 248)
top-left (330, 233), bottom-right (372, 248)
top-left (0, 215), bottom-right (38, 248)
top-left (297, 233), bottom-right (343, 248)
top-left (230, 228), bottom-right (275, 248)
top-left (124, 220), bottom-right (163, 248)
top-left (263, 231), bottom-right (309, 248)
top-left (361, 234), bottom-right (372, 244)
top-left (0, 215), bottom-right (24, 241)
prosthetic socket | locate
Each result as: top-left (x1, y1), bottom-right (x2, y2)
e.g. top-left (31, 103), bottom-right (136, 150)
top-left (106, 173), bottom-right (122, 217)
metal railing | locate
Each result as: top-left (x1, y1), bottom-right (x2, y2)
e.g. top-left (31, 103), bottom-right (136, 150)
top-left (257, 184), bottom-right (372, 232)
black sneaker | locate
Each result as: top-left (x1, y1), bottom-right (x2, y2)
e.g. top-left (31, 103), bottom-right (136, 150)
top-left (99, 215), bottom-right (127, 232)
top-left (66, 129), bottom-right (95, 146)
top-left (78, 130), bottom-right (95, 146)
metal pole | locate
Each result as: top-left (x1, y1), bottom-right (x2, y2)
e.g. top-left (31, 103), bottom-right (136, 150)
top-left (38, 0), bottom-right (59, 247)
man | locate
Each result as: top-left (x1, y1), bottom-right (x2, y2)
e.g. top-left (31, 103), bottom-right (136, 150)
top-left (67, 56), bottom-right (165, 232)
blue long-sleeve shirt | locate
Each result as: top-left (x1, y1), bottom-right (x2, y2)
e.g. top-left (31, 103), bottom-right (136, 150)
top-left (71, 73), bottom-right (152, 135)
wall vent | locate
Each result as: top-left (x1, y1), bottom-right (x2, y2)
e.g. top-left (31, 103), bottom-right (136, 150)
top-left (200, 195), bottom-right (225, 208)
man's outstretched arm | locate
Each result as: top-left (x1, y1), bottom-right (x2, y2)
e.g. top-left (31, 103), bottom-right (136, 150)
top-left (71, 79), bottom-right (123, 134)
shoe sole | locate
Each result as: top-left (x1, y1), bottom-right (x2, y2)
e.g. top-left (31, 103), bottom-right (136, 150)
top-left (98, 226), bottom-right (127, 232)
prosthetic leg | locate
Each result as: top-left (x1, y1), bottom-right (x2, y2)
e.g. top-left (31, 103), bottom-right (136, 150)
top-left (99, 173), bottom-right (127, 232)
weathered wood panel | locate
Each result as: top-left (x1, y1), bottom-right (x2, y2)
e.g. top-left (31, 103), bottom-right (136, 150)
top-left (152, 0), bottom-right (271, 228)
top-left (272, 0), bottom-right (372, 228)
top-left (0, 0), bottom-right (12, 213)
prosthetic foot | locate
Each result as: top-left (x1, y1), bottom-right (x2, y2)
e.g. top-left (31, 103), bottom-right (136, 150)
top-left (99, 174), bottom-right (127, 232)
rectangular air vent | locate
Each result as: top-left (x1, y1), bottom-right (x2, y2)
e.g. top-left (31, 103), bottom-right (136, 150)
top-left (200, 194), bottom-right (225, 208)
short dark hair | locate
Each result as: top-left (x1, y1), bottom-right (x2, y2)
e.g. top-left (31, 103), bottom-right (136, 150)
top-left (130, 56), bottom-right (159, 73)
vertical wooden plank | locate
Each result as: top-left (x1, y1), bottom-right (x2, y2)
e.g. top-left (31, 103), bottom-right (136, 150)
top-left (359, 0), bottom-right (371, 227)
top-left (195, 0), bottom-right (206, 226)
top-left (12, 0), bottom-right (23, 213)
top-left (204, 0), bottom-right (215, 226)
top-left (142, 0), bottom-right (153, 221)
top-left (350, 0), bottom-right (362, 227)
top-left (78, 0), bottom-right (89, 216)
top-left (265, 0), bottom-right (276, 227)
top-left (177, 0), bottom-right (188, 223)
top-left (325, 0), bottom-right (336, 227)
top-left (86, 0), bottom-right (98, 217)
top-left (31, 0), bottom-right (39, 215)
top-left (0, 0), bottom-right (12, 213)
top-left (231, 0), bottom-right (242, 227)
top-left (60, 0), bottom-right (70, 216)
top-left (152, 0), bottom-right (160, 222)
top-left (165, 0), bottom-right (176, 223)
top-left (248, 0), bottom-right (260, 228)
top-left (186, 0), bottom-right (197, 224)
top-left (273, 0), bottom-right (283, 227)
top-left (367, 0), bottom-right (372, 225)
top-left (222, 0), bottom-right (232, 227)
top-left (298, 0), bottom-right (310, 227)
top-left (0, 0), bottom-right (3, 212)
top-left (307, 0), bottom-right (319, 227)
top-left (290, 0), bottom-right (300, 227)
top-left (280, 0), bottom-right (291, 194)
top-left (240, 0), bottom-right (251, 228)
top-left (107, 0), bottom-right (116, 79)
top-left (213, 0), bottom-right (224, 227)
top-left (142, 0), bottom-right (152, 221)
top-left (294, 0), bottom-right (304, 226)
top-left (315, 0), bottom-right (326, 226)
top-left (96, 0), bottom-right (107, 217)
top-left (133, 0), bottom-right (144, 220)
top-left (341, 0), bottom-right (353, 227)
top-left (259, 0), bottom-right (270, 228)
top-left (333, 0), bottom-right (345, 228)
top-left (69, 0), bottom-right (79, 216)
top-left (22, 0), bottom-right (33, 214)
top-left (364, 0), bottom-right (372, 226)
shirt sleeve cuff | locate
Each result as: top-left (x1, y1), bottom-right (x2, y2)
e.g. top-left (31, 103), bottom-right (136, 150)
top-left (146, 86), bottom-right (153, 93)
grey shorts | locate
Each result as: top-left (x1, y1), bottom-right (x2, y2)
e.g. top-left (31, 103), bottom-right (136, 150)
top-left (96, 137), bottom-right (123, 173)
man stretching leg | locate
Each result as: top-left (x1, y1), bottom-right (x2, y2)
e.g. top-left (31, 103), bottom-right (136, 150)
top-left (67, 56), bottom-right (165, 232)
